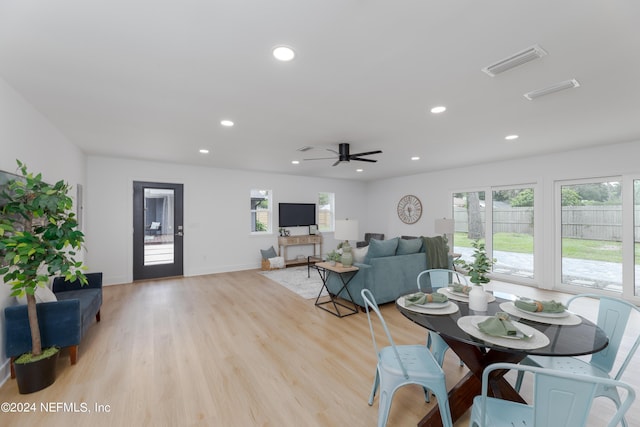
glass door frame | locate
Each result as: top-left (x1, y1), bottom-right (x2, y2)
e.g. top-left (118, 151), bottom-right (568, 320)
top-left (133, 181), bottom-right (184, 281)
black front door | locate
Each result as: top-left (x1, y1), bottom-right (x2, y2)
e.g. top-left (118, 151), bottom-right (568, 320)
top-left (133, 181), bottom-right (184, 280)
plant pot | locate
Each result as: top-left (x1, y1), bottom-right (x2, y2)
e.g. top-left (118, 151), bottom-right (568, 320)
top-left (14, 348), bottom-right (59, 394)
top-left (468, 285), bottom-right (488, 312)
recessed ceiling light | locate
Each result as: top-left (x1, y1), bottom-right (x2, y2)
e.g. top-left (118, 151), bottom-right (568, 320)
top-left (356, 169), bottom-right (363, 173)
top-left (220, 120), bottom-right (234, 127)
top-left (199, 149), bottom-right (209, 154)
top-left (430, 106), bottom-right (447, 114)
top-left (505, 134), bottom-right (519, 141)
top-left (273, 46), bottom-right (296, 62)
top-left (291, 160), bottom-right (300, 165)
top-left (411, 156), bottom-right (420, 161)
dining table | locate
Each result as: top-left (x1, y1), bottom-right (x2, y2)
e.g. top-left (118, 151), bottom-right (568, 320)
top-left (396, 289), bottom-right (609, 427)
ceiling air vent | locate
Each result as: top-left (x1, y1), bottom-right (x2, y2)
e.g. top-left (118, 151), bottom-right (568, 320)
top-left (482, 45), bottom-right (547, 77)
top-left (524, 79), bottom-right (580, 100)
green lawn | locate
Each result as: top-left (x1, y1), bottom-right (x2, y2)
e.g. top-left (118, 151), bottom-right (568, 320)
top-left (454, 232), bottom-right (640, 264)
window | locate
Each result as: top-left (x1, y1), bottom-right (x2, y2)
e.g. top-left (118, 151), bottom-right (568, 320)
top-left (492, 187), bottom-right (535, 279)
top-left (318, 192), bottom-right (335, 232)
top-left (453, 191), bottom-right (486, 265)
top-left (634, 180), bottom-right (640, 296)
top-left (558, 179), bottom-right (622, 292)
top-left (250, 189), bottom-right (271, 234)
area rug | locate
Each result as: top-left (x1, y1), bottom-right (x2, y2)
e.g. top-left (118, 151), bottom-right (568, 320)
top-left (259, 266), bottom-right (327, 299)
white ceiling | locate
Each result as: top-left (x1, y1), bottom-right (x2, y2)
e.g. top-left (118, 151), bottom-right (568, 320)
top-left (1, 1), bottom-right (639, 181)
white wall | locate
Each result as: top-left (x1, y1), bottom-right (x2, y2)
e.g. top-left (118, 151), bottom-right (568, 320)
top-left (86, 156), bottom-right (368, 285)
top-left (365, 140), bottom-right (640, 291)
top-left (0, 77), bottom-right (86, 382)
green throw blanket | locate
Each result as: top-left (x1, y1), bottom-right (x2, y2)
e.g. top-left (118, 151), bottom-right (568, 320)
top-left (421, 235), bottom-right (449, 269)
top-left (477, 312), bottom-right (519, 337)
top-left (514, 298), bottom-right (565, 313)
top-left (404, 292), bottom-right (448, 306)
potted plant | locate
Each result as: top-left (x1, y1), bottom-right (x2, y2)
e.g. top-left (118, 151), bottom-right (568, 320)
top-left (454, 239), bottom-right (496, 311)
top-left (454, 239), bottom-right (496, 285)
top-left (326, 250), bottom-right (341, 266)
top-left (0, 160), bottom-right (86, 393)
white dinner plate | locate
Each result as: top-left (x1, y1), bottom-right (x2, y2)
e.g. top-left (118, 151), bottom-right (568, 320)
top-left (412, 301), bottom-right (450, 309)
top-left (457, 315), bottom-right (550, 350)
top-left (397, 297), bottom-right (460, 315)
top-left (512, 302), bottom-right (569, 318)
top-left (448, 288), bottom-right (471, 297)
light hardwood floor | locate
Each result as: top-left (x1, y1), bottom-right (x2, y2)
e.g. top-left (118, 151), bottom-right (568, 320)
top-left (1, 270), bottom-right (638, 426)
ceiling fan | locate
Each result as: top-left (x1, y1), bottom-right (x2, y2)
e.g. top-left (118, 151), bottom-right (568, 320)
top-left (303, 142), bottom-right (383, 167)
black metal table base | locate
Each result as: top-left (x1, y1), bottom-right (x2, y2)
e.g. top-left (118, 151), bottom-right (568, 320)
top-left (313, 265), bottom-right (359, 318)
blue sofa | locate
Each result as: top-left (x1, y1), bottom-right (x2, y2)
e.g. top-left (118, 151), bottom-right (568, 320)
top-left (4, 272), bottom-right (102, 378)
top-left (325, 237), bottom-right (450, 307)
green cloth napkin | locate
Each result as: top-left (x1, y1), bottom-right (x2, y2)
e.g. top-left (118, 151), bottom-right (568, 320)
top-left (477, 312), bottom-right (519, 337)
top-left (514, 298), bottom-right (565, 313)
top-left (404, 292), bottom-right (448, 306)
top-left (451, 283), bottom-right (473, 295)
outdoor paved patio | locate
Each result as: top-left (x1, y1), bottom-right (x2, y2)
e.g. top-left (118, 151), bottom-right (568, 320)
top-left (456, 247), bottom-right (639, 294)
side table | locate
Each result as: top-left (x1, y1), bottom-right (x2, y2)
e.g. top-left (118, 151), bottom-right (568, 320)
top-left (313, 262), bottom-right (359, 318)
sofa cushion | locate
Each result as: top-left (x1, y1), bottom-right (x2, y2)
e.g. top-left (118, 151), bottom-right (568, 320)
top-left (56, 289), bottom-right (102, 334)
top-left (397, 237), bottom-right (423, 255)
top-left (365, 238), bottom-right (398, 264)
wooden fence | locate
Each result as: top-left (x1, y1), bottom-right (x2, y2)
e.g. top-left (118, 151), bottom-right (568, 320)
top-left (454, 205), bottom-right (631, 242)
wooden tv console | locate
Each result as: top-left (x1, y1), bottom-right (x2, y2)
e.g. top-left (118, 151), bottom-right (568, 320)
top-left (278, 235), bottom-right (323, 267)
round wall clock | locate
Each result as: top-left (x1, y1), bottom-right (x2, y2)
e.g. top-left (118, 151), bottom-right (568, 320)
top-left (397, 195), bottom-right (423, 224)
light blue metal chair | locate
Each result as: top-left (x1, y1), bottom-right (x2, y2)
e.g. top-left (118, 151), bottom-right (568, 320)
top-left (416, 268), bottom-right (466, 367)
top-left (514, 294), bottom-right (640, 427)
top-left (361, 289), bottom-right (453, 427)
top-left (471, 362), bottom-right (635, 427)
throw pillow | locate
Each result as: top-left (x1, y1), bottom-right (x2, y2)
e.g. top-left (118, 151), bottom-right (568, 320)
top-left (260, 246), bottom-right (278, 260)
top-left (16, 284), bottom-right (58, 305)
top-left (364, 238), bottom-right (399, 264)
top-left (352, 246), bottom-right (368, 264)
top-left (397, 237), bottom-right (423, 255)
top-left (268, 256), bottom-right (285, 269)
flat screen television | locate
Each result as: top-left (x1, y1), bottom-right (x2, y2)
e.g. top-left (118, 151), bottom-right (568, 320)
top-left (278, 203), bottom-right (316, 227)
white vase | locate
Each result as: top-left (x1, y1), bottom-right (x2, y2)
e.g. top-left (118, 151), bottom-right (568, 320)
top-left (468, 285), bottom-right (488, 311)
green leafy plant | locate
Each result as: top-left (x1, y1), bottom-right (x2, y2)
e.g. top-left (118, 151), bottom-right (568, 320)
top-left (326, 250), bottom-right (341, 262)
top-left (454, 239), bottom-right (496, 285)
top-left (0, 160), bottom-right (86, 359)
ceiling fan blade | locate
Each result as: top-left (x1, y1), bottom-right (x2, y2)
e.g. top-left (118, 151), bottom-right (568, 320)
top-left (350, 157), bottom-right (378, 163)
top-left (303, 156), bottom-right (338, 161)
top-left (350, 150), bottom-right (382, 157)
top-left (332, 160), bottom-right (342, 167)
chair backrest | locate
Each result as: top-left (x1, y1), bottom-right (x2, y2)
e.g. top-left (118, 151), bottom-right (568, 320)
top-left (361, 289), bottom-right (409, 379)
top-left (479, 363), bottom-right (635, 427)
top-left (416, 268), bottom-right (468, 293)
top-left (567, 294), bottom-right (640, 378)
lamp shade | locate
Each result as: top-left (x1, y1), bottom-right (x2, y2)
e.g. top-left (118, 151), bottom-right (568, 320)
top-left (334, 219), bottom-right (359, 242)
top-left (435, 218), bottom-right (454, 235)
